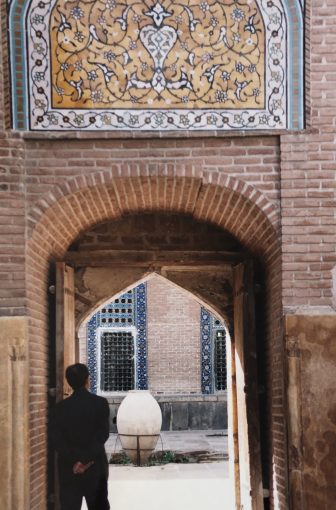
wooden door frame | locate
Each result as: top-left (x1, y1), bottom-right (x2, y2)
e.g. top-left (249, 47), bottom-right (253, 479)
top-left (55, 262), bottom-right (76, 402)
top-left (232, 261), bottom-right (264, 510)
top-left (52, 258), bottom-right (266, 510)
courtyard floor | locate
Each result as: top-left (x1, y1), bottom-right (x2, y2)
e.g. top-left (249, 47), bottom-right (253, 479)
top-left (82, 462), bottom-right (232, 510)
top-left (82, 431), bottom-right (233, 510)
top-left (106, 429), bottom-right (228, 456)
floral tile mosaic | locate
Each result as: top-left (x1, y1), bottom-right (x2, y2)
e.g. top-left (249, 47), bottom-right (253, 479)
top-left (17, 0), bottom-right (302, 130)
top-left (50, 0), bottom-right (266, 110)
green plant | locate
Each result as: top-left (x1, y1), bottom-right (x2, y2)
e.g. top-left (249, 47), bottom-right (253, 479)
top-left (120, 453), bottom-right (132, 465)
top-left (109, 452), bottom-right (132, 465)
top-left (144, 450), bottom-right (176, 466)
top-left (161, 451), bottom-right (176, 464)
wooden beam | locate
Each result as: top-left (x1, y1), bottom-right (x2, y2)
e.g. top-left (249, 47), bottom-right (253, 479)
top-left (63, 249), bottom-right (245, 267)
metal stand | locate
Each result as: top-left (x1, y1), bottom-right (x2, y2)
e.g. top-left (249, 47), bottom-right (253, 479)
top-left (118, 433), bottom-right (161, 466)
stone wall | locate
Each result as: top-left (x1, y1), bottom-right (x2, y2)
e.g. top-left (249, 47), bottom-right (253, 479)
top-left (107, 395), bottom-right (228, 433)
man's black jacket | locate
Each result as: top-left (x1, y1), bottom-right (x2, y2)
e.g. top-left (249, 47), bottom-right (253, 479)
top-left (53, 387), bottom-right (110, 481)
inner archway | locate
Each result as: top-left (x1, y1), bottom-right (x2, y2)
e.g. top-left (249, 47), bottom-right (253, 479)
top-left (77, 272), bottom-right (234, 509)
top-left (77, 273), bottom-right (230, 396)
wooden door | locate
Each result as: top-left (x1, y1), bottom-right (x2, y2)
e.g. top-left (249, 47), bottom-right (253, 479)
top-left (233, 261), bottom-right (263, 510)
top-left (55, 262), bottom-right (76, 402)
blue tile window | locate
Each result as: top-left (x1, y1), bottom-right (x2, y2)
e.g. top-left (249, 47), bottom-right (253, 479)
top-left (87, 283), bottom-right (147, 393)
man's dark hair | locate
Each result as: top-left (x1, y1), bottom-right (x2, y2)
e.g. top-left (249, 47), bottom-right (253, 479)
top-left (65, 363), bottom-right (89, 390)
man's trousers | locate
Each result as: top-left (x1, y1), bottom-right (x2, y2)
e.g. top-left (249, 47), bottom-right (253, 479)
top-left (59, 466), bottom-right (110, 510)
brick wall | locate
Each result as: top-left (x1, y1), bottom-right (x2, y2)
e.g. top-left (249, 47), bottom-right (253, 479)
top-left (281, 0), bottom-right (336, 313)
top-left (77, 275), bottom-right (203, 394)
top-left (26, 253), bottom-right (49, 509)
top-left (0, 134), bottom-right (26, 317)
top-left (70, 212), bottom-right (241, 252)
top-left (265, 254), bottom-right (286, 509)
top-left (281, 132), bottom-right (336, 312)
top-left (23, 136), bottom-right (280, 212)
top-left (0, 1), bottom-right (26, 318)
top-left (147, 276), bottom-right (201, 394)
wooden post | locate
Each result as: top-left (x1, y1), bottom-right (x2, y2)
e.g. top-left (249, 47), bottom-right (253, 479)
top-left (226, 330), bottom-right (240, 509)
top-left (233, 261), bottom-right (263, 510)
top-left (285, 318), bottom-right (304, 510)
top-left (55, 263), bottom-right (76, 510)
top-left (55, 262), bottom-right (76, 401)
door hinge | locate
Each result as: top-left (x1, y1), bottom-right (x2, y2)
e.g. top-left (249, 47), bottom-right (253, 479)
top-left (48, 387), bottom-right (56, 398)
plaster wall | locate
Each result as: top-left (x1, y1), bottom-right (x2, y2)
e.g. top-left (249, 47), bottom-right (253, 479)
top-left (0, 317), bottom-right (29, 510)
top-left (285, 315), bottom-right (336, 510)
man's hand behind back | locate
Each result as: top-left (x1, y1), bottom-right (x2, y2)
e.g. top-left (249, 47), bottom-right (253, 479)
top-left (72, 461), bottom-right (94, 475)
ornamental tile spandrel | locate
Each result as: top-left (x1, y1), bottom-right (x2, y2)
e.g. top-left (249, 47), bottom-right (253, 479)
top-left (27, 0), bottom-right (287, 130)
top-left (50, 0), bottom-right (265, 110)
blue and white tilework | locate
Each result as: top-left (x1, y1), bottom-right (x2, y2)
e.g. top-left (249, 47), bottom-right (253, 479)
top-left (87, 313), bottom-right (98, 393)
top-left (134, 283), bottom-right (148, 390)
top-left (200, 307), bottom-right (225, 394)
top-left (87, 283), bottom-right (148, 394)
top-left (200, 307), bottom-right (212, 394)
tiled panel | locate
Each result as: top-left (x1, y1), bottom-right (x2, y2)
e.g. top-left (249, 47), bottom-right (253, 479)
top-left (200, 308), bottom-right (212, 394)
top-left (9, 0), bottom-right (305, 130)
top-left (200, 307), bottom-right (226, 394)
top-left (135, 283), bottom-right (148, 390)
top-left (87, 283), bottom-right (147, 394)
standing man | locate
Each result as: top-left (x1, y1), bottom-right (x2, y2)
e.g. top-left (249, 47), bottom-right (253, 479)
top-left (53, 363), bottom-right (110, 510)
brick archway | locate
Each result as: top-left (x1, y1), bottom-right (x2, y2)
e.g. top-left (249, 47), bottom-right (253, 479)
top-left (27, 171), bottom-right (280, 256)
top-left (26, 174), bottom-right (284, 509)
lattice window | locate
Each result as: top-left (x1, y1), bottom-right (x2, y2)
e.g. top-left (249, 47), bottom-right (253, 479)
top-left (100, 331), bottom-right (135, 392)
top-left (214, 329), bottom-right (227, 391)
top-left (87, 283), bottom-right (147, 394)
top-left (100, 290), bottom-right (134, 324)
